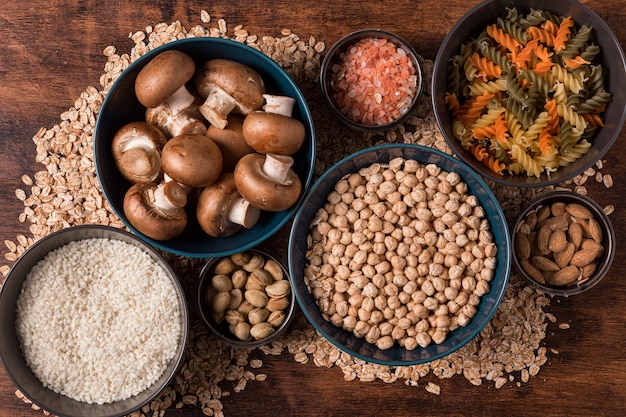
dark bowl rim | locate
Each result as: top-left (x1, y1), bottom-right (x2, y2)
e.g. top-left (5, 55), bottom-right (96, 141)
top-left (288, 143), bottom-right (512, 366)
top-left (510, 190), bottom-right (616, 296)
top-left (196, 247), bottom-right (296, 349)
top-left (431, 0), bottom-right (626, 188)
top-left (93, 37), bottom-right (317, 259)
top-left (320, 28), bottom-right (425, 132)
top-left (0, 224), bottom-right (189, 417)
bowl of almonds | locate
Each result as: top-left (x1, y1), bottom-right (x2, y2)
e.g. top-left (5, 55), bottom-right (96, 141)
top-left (197, 249), bottom-right (295, 348)
top-left (512, 191), bottom-right (615, 296)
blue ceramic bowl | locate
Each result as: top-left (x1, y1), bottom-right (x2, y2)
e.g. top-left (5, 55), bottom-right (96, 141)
top-left (432, 0), bottom-right (626, 187)
top-left (288, 144), bottom-right (511, 366)
top-left (0, 225), bottom-right (188, 417)
top-left (94, 38), bottom-right (316, 258)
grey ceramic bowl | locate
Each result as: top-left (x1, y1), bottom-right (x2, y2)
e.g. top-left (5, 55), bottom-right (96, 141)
top-left (320, 29), bottom-right (424, 132)
top-left (197, 248), bottom-right (296, 349)
top-left (288, 144), bottom-right (511, 366)
top-left (511, 191), bottom-right (615, 296)
top-left (0, 225), bottom-right (188, 417)
top-left (94, 37), bottom-right (316, 258)
top-left (432, 0), bottom-right (626, 187)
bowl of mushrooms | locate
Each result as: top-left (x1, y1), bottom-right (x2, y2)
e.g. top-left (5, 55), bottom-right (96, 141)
top-left (288, 144), bottom-right (511, 366)
top-left (94, 38), bottom-right (316, 258)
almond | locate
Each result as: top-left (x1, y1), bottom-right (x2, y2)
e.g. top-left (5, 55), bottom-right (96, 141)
top-left (550, 201), bottom-right (566, 217)
top-left (536, 205), bottom-right (551, 223)
top-left (554, 242), bottom-right (576, 269)
top-left (548, 265), bottom-right (580, 286)
top-left (537, 225), bottom-right (552, 255)
top-left (565, 203), bottom-right (593, 220)
top-left (568, 222), bottom-right (583, 249)
top-left (514, 232), bottom-right (531, 260)
top-left (530, 255), bottom-right (560, 272)
top-left (520, 258), bottom-right (546, 284)
top-left (581, 262), bottom-right (598, 280)
top-left (587, 218), bottom-right (604, 243)
top-left (548, 229), bottom-right (567, 253)
top-left (538, 215), bottom-right (568, 231)
top-left (570, 246), bottom-right (603, 267)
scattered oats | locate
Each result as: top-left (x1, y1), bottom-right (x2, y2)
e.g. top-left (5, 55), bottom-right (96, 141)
top-left (558, 323), bottom-right (571, 330)
top-left (604, 204), bottom-right (615, 215)
top-left (425, 382), bottom-right (441, 395)
top-left (595, 172), bottom-right (603, 183)
top-left (15, 188), bottom-right (26, 201)
top-left (255, 373), bottom-right (268, 382)
top-left (602, 174), bottom-right (613, 188)
top-left (550, 348), bottom-right (560, 354)
top-left (545, 313), bottom-right (557, 323)
top-left (249, 359), bottom-right (263, 369)
top-left (200, 10), bottom-right (211, 23)
top-left (494, 377), bottom-right (508, 389)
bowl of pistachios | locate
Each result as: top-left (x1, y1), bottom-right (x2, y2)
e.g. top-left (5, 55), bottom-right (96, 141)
top-left (197, 248), bottom-right (296, 348)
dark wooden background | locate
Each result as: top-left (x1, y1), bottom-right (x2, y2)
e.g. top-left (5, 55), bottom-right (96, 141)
top-left (1, 1), bottom-right (625, 416)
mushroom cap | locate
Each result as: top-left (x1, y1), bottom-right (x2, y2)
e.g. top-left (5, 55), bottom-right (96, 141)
top-left (233, 153), bottom-right (302, 211)
top-left (135, 50), bottom-right (196, 108)
top-left (196, 173), bottom-right (259, 237)
top-left (123, 182), bottom-right (187, 240)
top-left (205, 114), bottom-right (254, 172)
top-left (195, 59), bottom-right (265, 113)
top-left (242, 111), bottom-right (306, 155)
top-left (161, 133), bottom-right (223, 188)
top-left (112, 121), bottom-right (167, 183)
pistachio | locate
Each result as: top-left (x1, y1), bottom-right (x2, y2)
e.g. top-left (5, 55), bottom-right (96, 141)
top-left (225, 309), bottom-right (246, 325)
top-left (266, 296), bottom-right (290, 312)
top-left (213, 257), bottom-right (236, 275)
top-left (243, 253), bottom-right (265, 272)
top-left (245, 289), bottom-right (269, 308)
top-left (227, 288), bottom-right (243, 310)
top-left (246, 269), bottom-right (273, 291)
top-left (233, 321), bottom-right (252, 341)
top-left (265, 280), bottom-right (291, 298)
top-left (250, 322), bottom-right (275, 340)
top-left (264, 258), bottom-right (284, 281)
top-left (237, 300), bottom-right (255, 316)
top-left (267, 310), bottom-right (286, 327)
top-left (231, 269), bottom-right (248, 289)
top-left (211, 274), bottom-right (233, 292)
top-left (212, 291), bottom-right (231, 313)
top-left (248, 307), bottom-right (270, 325)
top-left (230, 252), bottom-right (251, 266)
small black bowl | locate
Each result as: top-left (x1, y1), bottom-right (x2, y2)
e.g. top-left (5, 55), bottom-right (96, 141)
top-left (320, 29), bottom-right (425, 132)
top-left (197, 248), bottom-right (296, 349)
top-left (511, 191), bottom-right (615, 296)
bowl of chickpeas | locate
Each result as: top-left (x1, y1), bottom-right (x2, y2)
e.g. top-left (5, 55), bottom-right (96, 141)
top-left (288, 143), bottom-right (511, 366)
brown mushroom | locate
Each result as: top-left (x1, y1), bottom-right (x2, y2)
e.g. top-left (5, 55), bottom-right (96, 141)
top-left (123, 181), bottom-right (188, 240)
top-left (194, 59), bottom-right (265, 129)
top-left (135, 50), bottom-right (196, 114)
top-left (161, 133), bottom-right (223, 189)
top-left (205, 114), bottom-right (254, 172)
top-left (242, 94), bottom-right (306, 155)
top-left (233, 153), bottom-right (302, 211)
top-left (196, 173), bottom-right (261, 237)
top-left (112, 121), bottom-right (167, 183)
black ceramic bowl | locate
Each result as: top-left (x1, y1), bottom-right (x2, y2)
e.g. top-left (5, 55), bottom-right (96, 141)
top-left (320, 29), bottom-right (425, 132)
top-left (197, 248), bottom-right (296, 349)
top-left (432, 0), bottom-right (626, 187)
top-left (0, 225), bottom-right (188, 417)
top-left (511, 191), bottom-right (615, 296)
top-left (288, 144), bottom-right (511, 366)
top-left (94, 38), bottom-right (316, 258)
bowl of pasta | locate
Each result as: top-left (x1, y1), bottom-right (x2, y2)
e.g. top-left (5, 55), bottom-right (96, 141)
top-left (432, 0), bottom-right (626, 187)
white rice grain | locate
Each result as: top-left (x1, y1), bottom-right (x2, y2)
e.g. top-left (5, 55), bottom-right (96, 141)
top-left (15, 237), bottom-right (182, 405)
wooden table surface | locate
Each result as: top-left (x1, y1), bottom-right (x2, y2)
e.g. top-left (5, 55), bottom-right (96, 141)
top-left (1, 1), bottom-right (625, 416)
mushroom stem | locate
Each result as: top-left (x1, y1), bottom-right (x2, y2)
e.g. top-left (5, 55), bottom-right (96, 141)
top-left (261, 153), bottom-right (295, 184)
top-left (164, 174), bottom-right (193, 195)
top-left (226, 196), bottom-right (261, 229)
top-left (163, 84), bottom-right (196, 116)
top-left (199, 84), bottom-right (238, 129)
top-left (153, 181), bottom-right (188, 214)
top-left (262, 94), bottom-right (296, 116)
top-left (147, 106), bottom-right (207, 138)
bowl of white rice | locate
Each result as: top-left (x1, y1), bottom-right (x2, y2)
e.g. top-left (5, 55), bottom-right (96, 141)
top-left (0, 225), bottom-right (188, 417)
